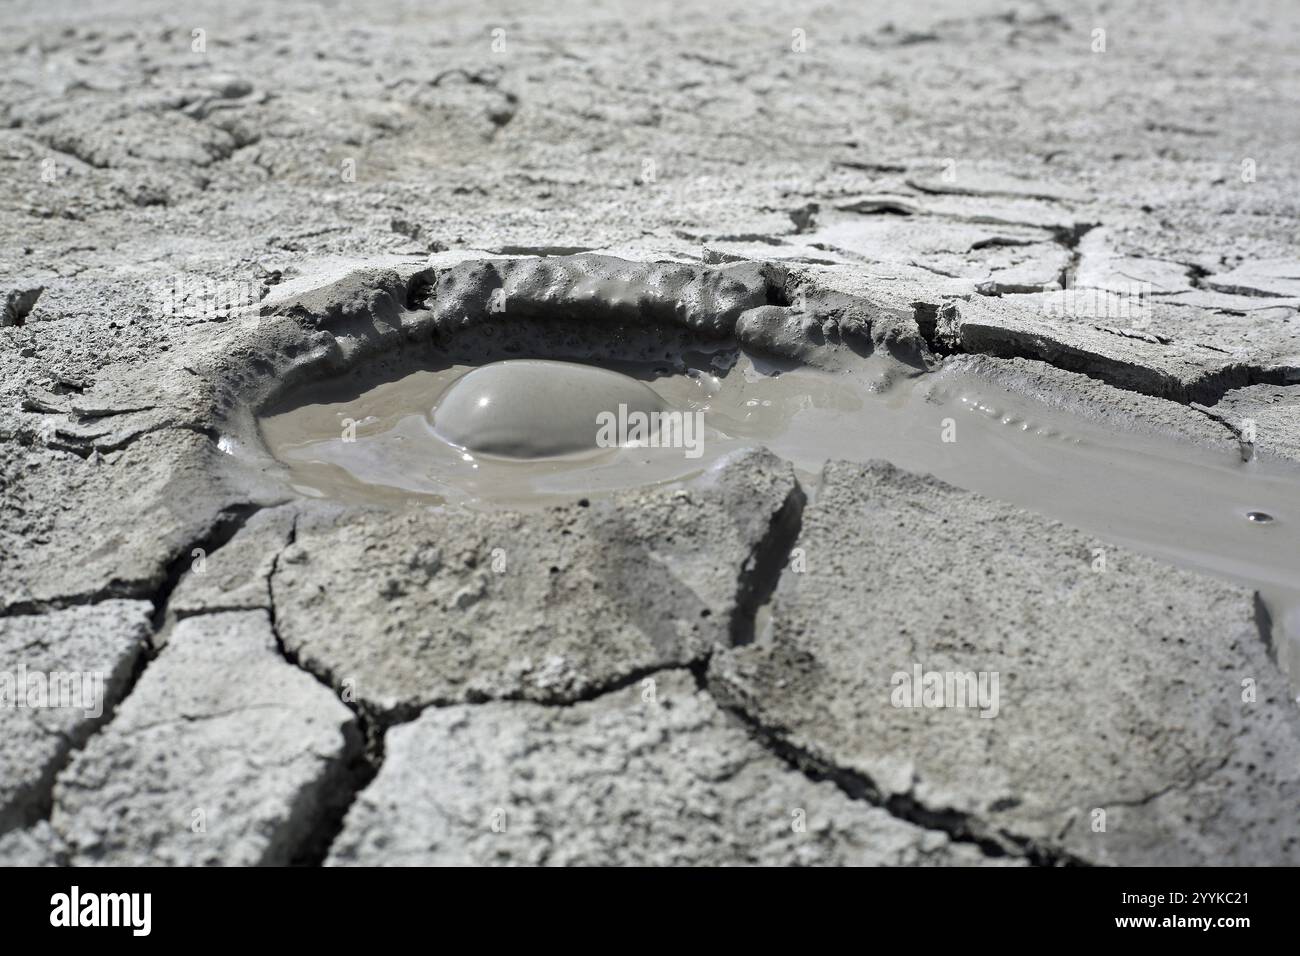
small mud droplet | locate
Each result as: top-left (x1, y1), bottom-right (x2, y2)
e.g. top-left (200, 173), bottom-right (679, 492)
top-left (1246, 511), bottom-right (1276, 524)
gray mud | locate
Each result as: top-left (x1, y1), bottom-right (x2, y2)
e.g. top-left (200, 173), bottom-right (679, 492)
top-left (5, 0), bottom-right (1300, 869)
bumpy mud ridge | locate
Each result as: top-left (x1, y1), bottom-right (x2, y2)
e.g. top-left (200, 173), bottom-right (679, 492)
top-left (3, 0), bottom-right (1300, 868)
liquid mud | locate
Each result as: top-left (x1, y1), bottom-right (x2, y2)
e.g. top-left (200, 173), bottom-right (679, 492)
top-left (259, 351), bottom-right (1300, 685)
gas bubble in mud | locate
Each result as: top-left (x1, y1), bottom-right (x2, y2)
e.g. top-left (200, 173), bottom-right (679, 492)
top-left (430, 359), bottom-right (670, 459)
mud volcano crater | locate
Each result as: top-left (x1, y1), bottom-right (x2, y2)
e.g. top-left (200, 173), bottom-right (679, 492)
top-left (243, 253), bottom-right (911, 508)
top-left (221, 253), bottom-right (1300, 683)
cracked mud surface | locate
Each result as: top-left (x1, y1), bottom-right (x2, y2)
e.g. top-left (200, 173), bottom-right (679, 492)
top-left (2, 0), bottom-right (1300, 867)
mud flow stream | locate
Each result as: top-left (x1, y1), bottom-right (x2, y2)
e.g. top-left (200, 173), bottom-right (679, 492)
top-left (259, 352), bottom-right (1300, 687)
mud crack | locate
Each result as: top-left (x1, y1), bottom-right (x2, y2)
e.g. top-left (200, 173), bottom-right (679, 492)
top-left (730, 480), bottom-right (806, 646)
top-left (263, 513), bottom-right (383, 866)
top-left (709, 693), bottom-right (1088, 866)
top-left (11, 501), bottom-right (266, 836)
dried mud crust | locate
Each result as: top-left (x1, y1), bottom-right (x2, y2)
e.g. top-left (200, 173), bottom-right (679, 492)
top-left (3, 0), bottom-right (1300, 866)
